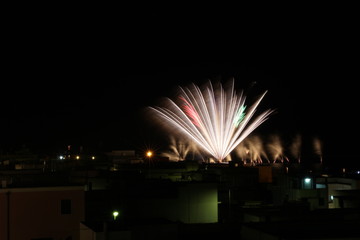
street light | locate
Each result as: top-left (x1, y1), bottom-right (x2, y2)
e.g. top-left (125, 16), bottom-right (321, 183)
top-left (146, 150), bottom-right (153, 167)
top-left (113, 210), bottom-right (119, 220)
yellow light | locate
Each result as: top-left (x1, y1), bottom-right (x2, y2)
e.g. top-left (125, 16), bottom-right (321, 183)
top-left (146, 151), bottom-right (153, 157)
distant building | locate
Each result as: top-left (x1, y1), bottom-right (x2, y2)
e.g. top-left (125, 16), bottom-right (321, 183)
top-left (106, 150), bottom-right (143, 166)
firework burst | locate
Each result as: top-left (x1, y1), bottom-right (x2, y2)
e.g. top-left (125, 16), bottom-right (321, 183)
top-left (148, 79), bottom-right (273, 162)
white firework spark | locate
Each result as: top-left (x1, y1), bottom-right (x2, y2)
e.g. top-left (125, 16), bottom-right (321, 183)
top-left (149, 79), bottom-right (273, 162)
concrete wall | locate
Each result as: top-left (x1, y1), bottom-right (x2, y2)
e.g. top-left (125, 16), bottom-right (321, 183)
top-left (126, 182), bottom-right (218, 223)
top-left (0, 186), bottom-right (85, 240)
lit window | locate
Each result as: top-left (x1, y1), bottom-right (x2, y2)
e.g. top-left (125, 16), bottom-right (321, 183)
top-left (316, 183), bottom-right (326, 189)
top-left (303, 178), bottom-right (312, 189)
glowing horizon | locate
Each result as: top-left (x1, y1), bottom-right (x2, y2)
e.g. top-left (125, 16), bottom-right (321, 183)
top-left (148, 79), bottom-right (274, 162)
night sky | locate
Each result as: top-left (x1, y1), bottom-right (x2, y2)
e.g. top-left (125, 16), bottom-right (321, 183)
top-left (1, 7), bottom-right (359, 168)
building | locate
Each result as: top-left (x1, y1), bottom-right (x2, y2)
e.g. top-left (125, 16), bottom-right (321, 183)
top-left (0, 185), bottom-right (85, 240)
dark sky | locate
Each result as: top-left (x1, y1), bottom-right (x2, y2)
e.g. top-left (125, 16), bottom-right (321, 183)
top-left (1, 7), bottom-right (359, 167)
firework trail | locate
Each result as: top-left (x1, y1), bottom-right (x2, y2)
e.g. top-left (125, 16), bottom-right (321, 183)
top-left (234, 135), bottom-right (269, 165)
top-left (313, 136), bottom-right (323, 163)
top-left (289, 134), bottom-right (302, 163)
top-left (266, 134), bottom-right (288, 163)
top-left (149, 79), bottom-right (273, 162)
top-left (161, 136), bottom-right (199, 161)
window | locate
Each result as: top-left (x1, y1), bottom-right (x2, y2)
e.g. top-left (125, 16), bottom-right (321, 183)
top-left (316, 183), bottom-right (326, 189)
top-left (61, 199), bottom-right (72, 215)
top-left (303, 178), bottom-right (312, 189)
